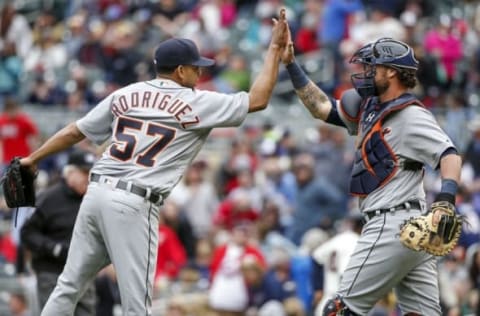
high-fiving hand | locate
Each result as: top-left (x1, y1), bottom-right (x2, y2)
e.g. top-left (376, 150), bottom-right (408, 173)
top-left (271, 8), bottom-right (295, 65)
top-left (271, 8), bottom-right (289, 49)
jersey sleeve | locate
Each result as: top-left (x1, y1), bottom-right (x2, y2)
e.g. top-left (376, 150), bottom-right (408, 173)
top-left (337, 89), bottom-right (362, 135)
top-left (189, 91), bottom-right (249, 129)
top-left (76, 93), bottom-right (115, 144)
top-left (399, 106), bottom-right (456, 169)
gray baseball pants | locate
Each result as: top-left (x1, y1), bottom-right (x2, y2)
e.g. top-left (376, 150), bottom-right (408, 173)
top-left (37, 271), bottom-right (96, 315)
top-left (41, 180), bottom-right (161, 316)
top-left (338, 207), bottom-right (442, 316)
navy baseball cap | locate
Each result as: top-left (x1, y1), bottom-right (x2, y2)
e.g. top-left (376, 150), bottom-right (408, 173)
top-left (154, 38), bottom-right (215, 68)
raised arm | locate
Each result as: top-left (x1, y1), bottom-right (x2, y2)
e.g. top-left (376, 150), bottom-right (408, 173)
top-left (281, 42), bottom-right (334, 120)
top-left (248, 8), bottom-right (289, 113)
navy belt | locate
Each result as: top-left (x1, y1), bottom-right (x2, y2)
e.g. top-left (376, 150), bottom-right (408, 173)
top-left (90, 173), bottom-right (162, 204)
top-left (364, 200), bottom-right (422, 221)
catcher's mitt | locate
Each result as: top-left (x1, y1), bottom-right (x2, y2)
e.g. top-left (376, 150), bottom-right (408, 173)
top-left (1, 157), bottom-right (36, 208)
top-left (399, 200), bottom-right (462, 256)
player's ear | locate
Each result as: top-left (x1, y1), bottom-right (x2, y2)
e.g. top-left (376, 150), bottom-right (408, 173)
top-left (176, 65), bottom-right (187, 80)
top-left (387, 67), bottom-right (398, 79)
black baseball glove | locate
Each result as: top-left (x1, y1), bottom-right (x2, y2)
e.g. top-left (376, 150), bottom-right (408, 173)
top-left (2, 157), bottom-right (36, 208)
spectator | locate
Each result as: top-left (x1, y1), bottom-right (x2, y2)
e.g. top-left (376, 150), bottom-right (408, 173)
top-left (0, 3), bottom-right (33, 60)
top-left (291, 227), bottom-right (329, 311)
top-left (312, 214), bottom-right (364, 314)
top-left (209, 222), bottom-right (266, 315)
top-left (413, 43), bottom-right (444, 100)
top-left (0, 41), bottom-right (23, 97)
top-left (0, 222), bottom-right (16, 263)
top-left (100, 20), bottom-right (143, 87)
top-left (27, 74), bottom-right (67, 106)
top-left (259, 157), bottom-right (296, 225)
top-left (65, 64), bottom-right (98, 109)
top-left (168, 160), bottom-right (219, 239)
top-left (182, 238), bottom-right (214, 290)
top-left (463, 119), bottom-right (480, 213)
top-left (63, 12), bottom-right (88, 59)
top-left (155, 208), bottom-right (188, 285)
top-left (213, 189), bottom-right (260, 231)
top-left (257, 199), bottom-right (295, 257)
top-left (464, 119), bottom-right (480, 177)
top-left (76, 19), bottom-right (106, 67)
top-left (151, 0), bottom-right (189, 37)
top-left (95, 264), bottom-right (121, 316)
top-left (294, 12), bottom-right (319, 54)
top-left (318, 0), bottom-right (363, 49)
top-left (243, 1), bottom-right (279, 49)
top-left (286, 152), bottom-right (345, 244)
top-left (438, 252), bottom-right (470, 314)
top-left (241, 253), bottom-right (268, 311)
top-left (24, 11), bottom-right (67, 74)
top-left (293, 0), bottom-right (320, 51)
top-left (0, 98), bottom-right (38, 168)
top-left (456, 186), bottom-right (480, 250)
top-left (424, 14), bottom-right (463, 91)
top-left (163, 199), bottom-right (196, 257)
top-left (346, 5), bottom-right (406, 54)
top-left (20, 149), bottom-right (96, 314)
top-left (195, 0), bottom-right (237, 36)
top-left (229, 168), bottom-right (263, 212)
top-left (214, 54), bottom-right (251, 93)
top-left (261, 248), bottom-right (298, 304)
top-left (318, 0), bottom-right (363, 79)
top-left (310, 123), bottom-right (352, 196)
top-left (216, 138), bottom-right (258, 197)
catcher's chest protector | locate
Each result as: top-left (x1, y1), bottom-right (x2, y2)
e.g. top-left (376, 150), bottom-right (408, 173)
top-left (350, 94), bottom-right (423, 196)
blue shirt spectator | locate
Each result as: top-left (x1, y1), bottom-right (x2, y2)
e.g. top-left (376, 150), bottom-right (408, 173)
top-left (319, 0), bottom-right (363, 45)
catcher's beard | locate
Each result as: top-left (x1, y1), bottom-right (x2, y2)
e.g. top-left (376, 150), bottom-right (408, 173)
top-left (374, 75), bottom-right (390, 96)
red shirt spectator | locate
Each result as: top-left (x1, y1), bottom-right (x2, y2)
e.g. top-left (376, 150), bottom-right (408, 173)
top-left (0, 98), bottom-right (38, 165)
top-left (208, 223), bottom-right (266, 313)
top-left (155, 224), bottom-right (187, 281)
top-left (0, 232), bottom-right (16, 263)
top-left (213, 191), bottom-right (259, 231)
top-left (210, 243), bottom-right (266, 280)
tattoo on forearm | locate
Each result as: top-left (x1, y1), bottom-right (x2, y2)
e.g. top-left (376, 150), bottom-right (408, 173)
top-left (296, 82), bottom-right (330, 119)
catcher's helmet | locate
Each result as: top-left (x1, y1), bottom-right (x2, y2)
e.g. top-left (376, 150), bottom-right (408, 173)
top-left (349, 37), bottom-right (418, 97)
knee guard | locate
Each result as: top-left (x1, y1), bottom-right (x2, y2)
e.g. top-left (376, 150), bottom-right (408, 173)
top-left (322, 296), bottom-right (360, 316)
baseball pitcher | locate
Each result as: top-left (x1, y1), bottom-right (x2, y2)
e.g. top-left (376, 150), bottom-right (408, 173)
top-left (14, 9), bottom-right (290, 316)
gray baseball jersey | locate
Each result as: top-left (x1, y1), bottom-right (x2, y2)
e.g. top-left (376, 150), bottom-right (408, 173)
top-left (328, 90), bottom-right (454, 315)
top-left (77, 78), bottom-right (249, 196)
top-left (41, 79), bottom-right (249, 316)
top-left (338, 95), bottom-right (454, 212)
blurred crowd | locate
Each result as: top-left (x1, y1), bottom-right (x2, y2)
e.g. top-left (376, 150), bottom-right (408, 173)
top-left (1, 0), bottom-right (480, 315)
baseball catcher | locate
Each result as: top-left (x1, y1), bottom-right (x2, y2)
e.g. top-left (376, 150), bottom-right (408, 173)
top-left (2, 157), bottom-right (36, 208)
top-left (399, 192), bottom-right (462, 256)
